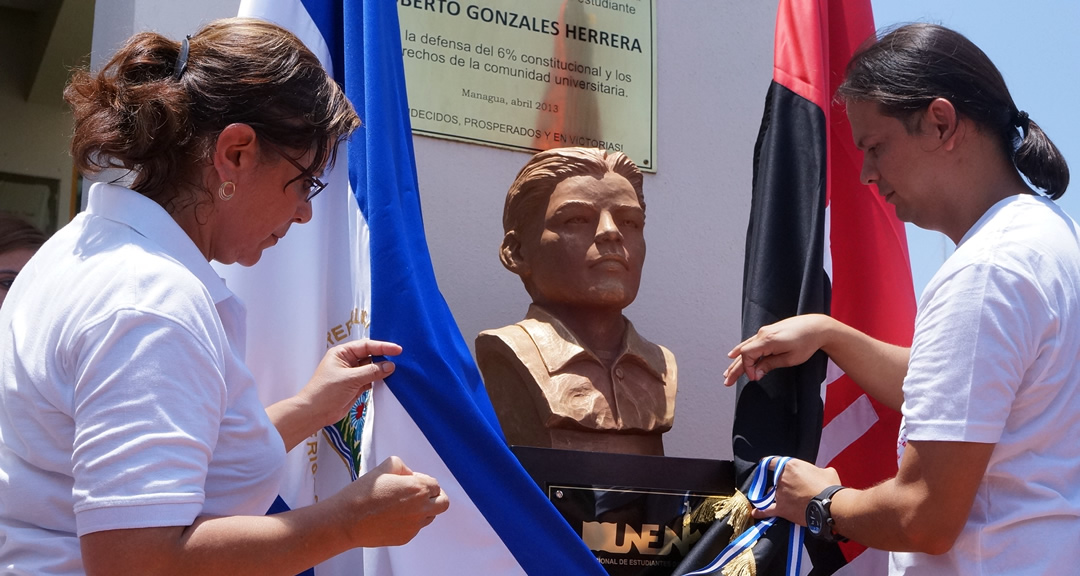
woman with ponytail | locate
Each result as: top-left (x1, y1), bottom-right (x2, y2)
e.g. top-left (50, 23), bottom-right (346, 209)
top-left (725, 23), bottom-right (1079, 574)
top-left (0, 19), bottom-right (447, 575)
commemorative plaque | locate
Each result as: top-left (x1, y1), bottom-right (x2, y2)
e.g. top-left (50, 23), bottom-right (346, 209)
top-left (397, 0), bottom-right (658, 171)
top-left (512, 446), bottom-right (736, 576)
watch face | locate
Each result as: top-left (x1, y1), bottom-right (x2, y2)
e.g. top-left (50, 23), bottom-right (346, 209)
top-left (806, 502), bottom-right (825, 535)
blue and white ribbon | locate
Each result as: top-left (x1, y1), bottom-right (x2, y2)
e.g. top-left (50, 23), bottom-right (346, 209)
top-left (684, 456), bottom-right (804, 576)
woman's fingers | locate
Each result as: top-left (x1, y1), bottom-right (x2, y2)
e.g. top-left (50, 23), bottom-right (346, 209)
top-left (336, 339), bottom-right (402, 364)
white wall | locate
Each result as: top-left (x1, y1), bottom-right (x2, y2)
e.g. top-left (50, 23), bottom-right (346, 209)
top-left (92, 0), bottom-right (780, 461)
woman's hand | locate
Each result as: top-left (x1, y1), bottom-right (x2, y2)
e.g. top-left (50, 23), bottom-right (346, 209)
top-left (751, 458), bottom-right (840, 524)
top-left (81, 455), bottom-right (449, 576)
top-left (723, 314), bottom-right (835, 386)
top-left (337, 456), bottom-right (451, 548)
top-left (299, 339), bottom-right (402, 428)
top-left (723, 314), bottom-right (909, 410)
top-left (269, 339), bottom-right (402, 451)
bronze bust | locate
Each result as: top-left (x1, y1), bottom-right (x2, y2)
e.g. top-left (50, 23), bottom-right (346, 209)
top-left (476, 147), bottom-right (677, 456)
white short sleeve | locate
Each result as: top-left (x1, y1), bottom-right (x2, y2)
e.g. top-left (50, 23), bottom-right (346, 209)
top-left (902, 259), bottom-right (1046, 444)
top-left (70, 307), bottom-right (229, 535)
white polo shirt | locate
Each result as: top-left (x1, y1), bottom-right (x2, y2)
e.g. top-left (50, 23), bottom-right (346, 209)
top-left (0, 183), bottom-right (285, 575)
top-left (893, 194), bottom-right (1080, 575)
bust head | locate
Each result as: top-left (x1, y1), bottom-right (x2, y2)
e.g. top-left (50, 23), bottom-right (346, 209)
top-left (500, 147), bottom-right (646, 314)
top-left (481, 149), bottom-right (674, 455)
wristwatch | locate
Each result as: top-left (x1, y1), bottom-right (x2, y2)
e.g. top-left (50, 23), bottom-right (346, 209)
top-left (805, 485), bottom-right (848, 543)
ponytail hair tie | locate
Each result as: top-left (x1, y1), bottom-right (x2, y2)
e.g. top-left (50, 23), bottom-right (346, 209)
top-left (173, 35), bottom-right (191, 81)
top-left (1013, 109), bottom-right (1030, 132)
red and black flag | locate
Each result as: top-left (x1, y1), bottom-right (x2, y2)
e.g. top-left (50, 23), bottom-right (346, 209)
top-left (678, 0), bottom-right (916, 574)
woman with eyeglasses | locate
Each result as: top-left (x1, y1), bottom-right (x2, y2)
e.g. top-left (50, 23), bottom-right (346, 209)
top-left (0, 213), bottom-right (46, 310)
top-left (0, 18), bottom-right (448, 575)
top-left (724, 23), bottom-right (1076, 574)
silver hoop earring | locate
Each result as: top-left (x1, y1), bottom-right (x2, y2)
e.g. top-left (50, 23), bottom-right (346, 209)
top-left (218, 181), bottom-right (236, 201)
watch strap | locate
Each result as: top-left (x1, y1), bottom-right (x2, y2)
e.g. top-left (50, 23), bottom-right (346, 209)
top-left (811, 485), bottom-right (848, 543)
top-left (816, 485), bottom-right (847, 502)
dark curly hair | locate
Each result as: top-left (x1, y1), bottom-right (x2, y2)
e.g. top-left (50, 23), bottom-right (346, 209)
top-left (64, 17), bottom-right (361, 212)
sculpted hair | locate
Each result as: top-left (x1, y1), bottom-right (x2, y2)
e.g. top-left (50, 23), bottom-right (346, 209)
top-left (837, 23), bottom-right (1068, 199)
top-left (64, 18), bottom-right (360, 210)
top-left (502, 147), bottom-right (645, 236)
top-left (0, 213), bottom-right (46, 255)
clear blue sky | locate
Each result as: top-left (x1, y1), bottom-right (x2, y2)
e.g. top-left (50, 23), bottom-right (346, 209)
top-left (868, 0), bottom-right (1080, 296)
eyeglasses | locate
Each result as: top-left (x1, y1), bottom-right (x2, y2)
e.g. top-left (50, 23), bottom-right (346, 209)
top-left (261, 140), bottom-right (327, 202)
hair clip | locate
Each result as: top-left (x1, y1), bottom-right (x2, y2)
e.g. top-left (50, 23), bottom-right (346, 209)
top-left (173, 35), bottom-right (191, 81)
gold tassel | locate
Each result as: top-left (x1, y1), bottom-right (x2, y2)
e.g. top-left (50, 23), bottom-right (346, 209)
top-left (714, 490), bottom-right (753, 537)
top-left (688, 495), bottom-right (727, 525)
top-left (685, 490), bottom-right (754, 536)
top-left (684, 490), bottom-right (759, 576)
top-left (721, 546), bottom-right (757, 576)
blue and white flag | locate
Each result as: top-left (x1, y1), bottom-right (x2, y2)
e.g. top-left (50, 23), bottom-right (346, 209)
top-left (220, 1), bottom-right (608, 575)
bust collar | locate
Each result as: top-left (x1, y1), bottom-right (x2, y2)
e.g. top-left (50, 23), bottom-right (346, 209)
top-left (517, 304), bottom-right (668, 382)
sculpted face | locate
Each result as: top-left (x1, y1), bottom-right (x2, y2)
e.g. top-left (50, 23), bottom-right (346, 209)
top-left (516, 172), bottom-right (645, 312)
